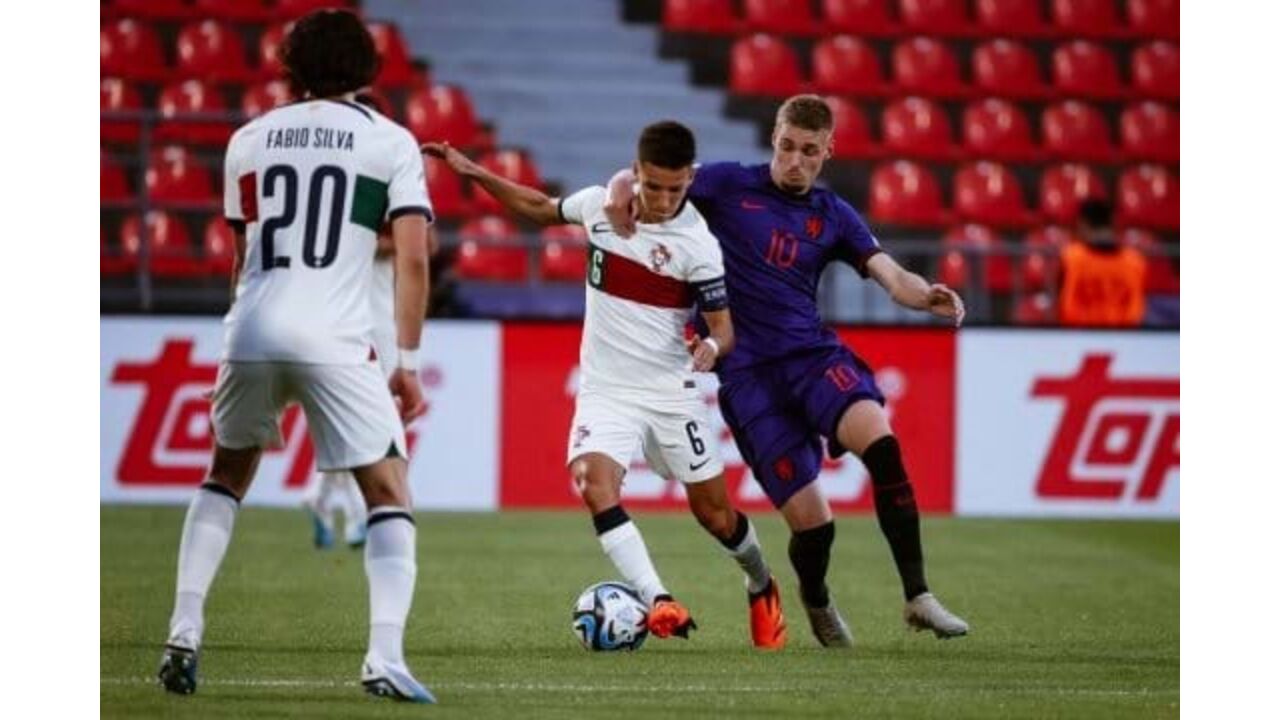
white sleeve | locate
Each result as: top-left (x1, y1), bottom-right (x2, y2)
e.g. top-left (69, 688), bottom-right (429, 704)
top-left (223, 130), bottom-right (248, 227)
top-left (685, 228), bottom-right (726, 283)
top-left (387, 129), bottom-right (433, 222)
top-left (556, 186), bottom-right (606, 225)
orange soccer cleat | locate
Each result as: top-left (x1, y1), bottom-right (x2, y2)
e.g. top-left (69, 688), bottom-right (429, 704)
top-left (749, 578), bottom-right (787, 650)
top-left (647, 597), bottom-right (697, 639)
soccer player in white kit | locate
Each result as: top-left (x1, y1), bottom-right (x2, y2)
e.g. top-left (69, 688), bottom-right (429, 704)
top-left (424, 122), bottom-right (788, 649)
top-left (158, 11), bottom-right (437, 703)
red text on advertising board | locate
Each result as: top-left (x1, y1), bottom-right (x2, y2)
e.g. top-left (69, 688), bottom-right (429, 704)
top-left (1031, 354), bottom-right (1179, 501)
top-left (110, 339), bottom-right (428, 488)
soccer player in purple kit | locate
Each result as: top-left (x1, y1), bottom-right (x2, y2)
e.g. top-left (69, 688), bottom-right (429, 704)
top-left (605, 95), bottom-right (969, 647)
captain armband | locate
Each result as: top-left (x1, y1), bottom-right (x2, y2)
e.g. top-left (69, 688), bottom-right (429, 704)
top-left (693, 277), bottom-right (729, 311)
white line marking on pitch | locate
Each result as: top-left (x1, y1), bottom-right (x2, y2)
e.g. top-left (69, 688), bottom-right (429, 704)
top-left (101, 677), bottom-right (1175, 697)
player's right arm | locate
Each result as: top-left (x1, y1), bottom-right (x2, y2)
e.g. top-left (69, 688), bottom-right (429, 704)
top-left (422, 142), bottom-right (561, 226)
top-left (222, 127), bottom-right (251, 307)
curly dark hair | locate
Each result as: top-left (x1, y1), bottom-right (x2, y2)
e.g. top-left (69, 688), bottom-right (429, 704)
top-left (281, 10), bottom-right (380, 99)
top-left (637, 120), bottom-right (697, 170)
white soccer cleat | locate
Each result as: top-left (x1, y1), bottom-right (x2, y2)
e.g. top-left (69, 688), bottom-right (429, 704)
top-left (803, 601), bottom-right (854, 648)
top-left (904, 592), bottom-right (969, 638)
top-left (361, 656), bottom-right (437, 704)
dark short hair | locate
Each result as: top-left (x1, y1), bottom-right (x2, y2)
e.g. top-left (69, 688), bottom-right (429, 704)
top-left (282, 10), bottom-right (380, 99)
top-left (637, 121), bottom-right (697, 170)
top-left (1079, 198), bottom-right (1113, 228)
top-left (776, 94), bottom-right (834, 132)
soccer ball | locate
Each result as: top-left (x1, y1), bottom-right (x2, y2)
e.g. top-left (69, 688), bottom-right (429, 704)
top-left (571, 581), bottom-right (649, 651)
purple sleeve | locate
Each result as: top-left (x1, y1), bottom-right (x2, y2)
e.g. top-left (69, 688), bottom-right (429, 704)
top-left (833, 199), bottom-right (883, 278)
top-left (689, 162), bottom-right (748, 203)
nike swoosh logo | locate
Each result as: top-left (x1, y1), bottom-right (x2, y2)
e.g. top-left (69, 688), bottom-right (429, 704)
top-left (740, 200), bottom-right (766, 210)
top-left (590, 222), bottom-right (615, 234)
top-left (689, 458), bottom-right (711, 471)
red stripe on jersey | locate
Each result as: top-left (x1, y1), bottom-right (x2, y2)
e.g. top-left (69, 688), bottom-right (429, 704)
top-left (238, 172), bottom-right (258, 222)
top-left (592, 242), bottom-right (693, 309)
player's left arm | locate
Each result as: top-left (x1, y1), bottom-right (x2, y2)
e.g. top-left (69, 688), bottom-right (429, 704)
top-left (867, 253), bottom-right (966, 327)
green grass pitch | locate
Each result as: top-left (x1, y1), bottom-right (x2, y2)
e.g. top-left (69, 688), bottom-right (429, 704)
top-left (101, 506), bottom-right (1178, 718)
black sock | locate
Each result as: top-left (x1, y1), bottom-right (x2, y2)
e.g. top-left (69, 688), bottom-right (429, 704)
top-left (788, 522), bottom-right (835, 608)
top-left (716, 511), bottom-right (750, 550)
top-left (862, 435), bottom-right (928, 601)
top-left (591, 505), bottom-right (630, 535)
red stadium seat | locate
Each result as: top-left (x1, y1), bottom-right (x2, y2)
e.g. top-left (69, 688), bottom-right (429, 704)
top-left (729, 34), bottom-right (803, 97)
top-left (1120, 102), bottom-right (1178, 164)
top-left (424, 156), bottom-right (468, 220)
top-left (404, 85), bottom-right (481, 147)
top-left (203, 217), bottom-right (237, 276)
top-left (743, 0), bottom-right (816, 35)
top-left (367, 21), bottom-right (417, 87)
top-left (145, 147), bottom-right (217, 207)
top-left (456, 216), bottom-right (527, 282)
top-left (102, 152), bottom-right (132, 204)
top-left (870, 161), bottom-right (946, 226)
top-left (121, 212), bottom-right (203, 277)
top-left (1052, 41), bottom-right (1123, 98)
top-left (1121, 227), bottom-right (1179, 292)
top-left (811, 36), bottom-right (885, 95)
top-left (156, 80), bottom-right (234, 146)
top-left (953, 161), bottom-right (1034, 228)
top-left (1117, 165), bottom-right (1179, 230)
top-left (256, 22), bottom-right (291, 81)
top-left (175, 20), bottom-right (252, 83)
top-left (1127, 0), bottom-right (1179, 38)
top-left (663, 0), bottom-right (739, 33)
top-left (826, 96), bottom-right (878, 159)
top-left (944, 223), bottom-right (1013, 291)
top-left (961, 98), bottom-right (1037, 161)
top-left (106, 0), bottom-right (190, 21)
top-left (1050, 0), bottom-right (1120, 38)
top-left (276, 0), bottom-right (355, 19)
top-left (881, 97), bottom-right (954, 160)
top-left (892, 38), bottom-right (965, 96)
top-left (471, 150), bottom-right (543, 215)
top-left (242, 80), bottom-right (294, 119)
top-left (975, 0), bottom-right (1049, 37)
top-left (1131, 42), bottom-right (1179, 100)
top-left (193, 0), bottom-right (275, 22)
top-left (972, 40), bottom-right (1047, 99)
top-left (822, 0), bottom-right (899, 36)
top-left (1041, 101), bottom-right (1115, 162)
top-left (899, 0), bottom-right (971, 36)
top-left (540, 225), bottom-right (589, 282)
top-left (937, 250), bottom-right (969, 290)
top-left (101, 19), bottom-right (169, 82)
top-left (1021, 226), bottom-right (1072, 292)
top-left (1039, 164), bottom-right (1107, 224)
top-left (102, 228), bottom-right (136, 276)
top-left (101, 77), bottom-right (144, 144)
top-left (1012, 293), bottom-right (1057, 325)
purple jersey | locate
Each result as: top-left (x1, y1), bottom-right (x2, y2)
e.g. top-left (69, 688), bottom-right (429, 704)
top-left (689, 162), bottom-right (882, 374)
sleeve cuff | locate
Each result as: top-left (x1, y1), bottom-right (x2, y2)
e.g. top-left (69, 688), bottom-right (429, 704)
top-left (854, 247), bottom-right (884, 278)
top-left (226, 218), bottom-right (246, 233)
top-left (388, 206), bottom-right (435, 224)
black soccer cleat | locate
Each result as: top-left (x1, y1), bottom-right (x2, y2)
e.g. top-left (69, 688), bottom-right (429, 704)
top-left (157, 644), bottom-right (199, 695)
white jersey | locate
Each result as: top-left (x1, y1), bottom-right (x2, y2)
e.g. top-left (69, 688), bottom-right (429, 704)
top-left (221, 98), bottom-right (431, 364)
top-left (559, 186), bottom-right (726, 407)
top-left (369, 255), bottom-right (397, 376)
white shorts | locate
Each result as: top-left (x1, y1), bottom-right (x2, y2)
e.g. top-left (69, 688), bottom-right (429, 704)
top-left (566, 391), bottom-right (724, 483)
top-left (212, 360), bottom-right (407, 471)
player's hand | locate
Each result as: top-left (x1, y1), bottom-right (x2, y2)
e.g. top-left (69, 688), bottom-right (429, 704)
top-left (421, 141), bottom-right (481, 178)
top-left (927, 283), bottom-right (966, 327)
top-left (389, 369), bottom-right (428, 425)
top-left (604, 173), bottom-right (638, 238)
top-left (687, 336), bottom-right (718, 372)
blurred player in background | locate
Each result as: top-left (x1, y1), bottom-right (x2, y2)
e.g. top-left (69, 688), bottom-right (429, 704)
top-left (157, 11), bottom-right (437, 703)
top-left (1058, 198), bottom-right (1146, 327)
top-left (605, 95), bottom-right (969, 647)
top-left (425, 121), bottom-right (788, 649)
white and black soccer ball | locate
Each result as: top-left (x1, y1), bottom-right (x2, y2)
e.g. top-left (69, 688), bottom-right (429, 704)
top-left (571, 581), bottom-right (649, 651)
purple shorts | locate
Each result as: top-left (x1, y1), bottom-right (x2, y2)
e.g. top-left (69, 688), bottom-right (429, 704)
top-left (717, 344), bottom-right (884, 509)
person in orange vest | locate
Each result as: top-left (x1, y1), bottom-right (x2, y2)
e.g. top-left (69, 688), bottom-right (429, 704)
top-left (1058, 199), bottom-right (1147, 326)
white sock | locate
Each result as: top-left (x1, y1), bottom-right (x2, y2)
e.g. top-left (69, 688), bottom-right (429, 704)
top-left (304, 472), bottom-right (336, 530)
top-left (336, 472), bottom-right (368, 541)
top-left (168, 486), bottom-right (238, 649)
top-left (724, 515), bottom-right (772, 595)
top-left (364, 506), bottom-right (417, 666)
top-left (598, 520), bottom-right (668, 606)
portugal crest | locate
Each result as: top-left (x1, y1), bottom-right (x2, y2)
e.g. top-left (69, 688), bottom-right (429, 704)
top-left (649, 243), bottom-right (672, 273)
